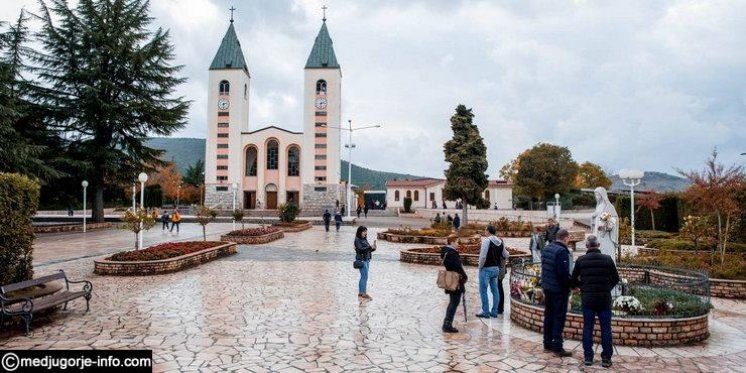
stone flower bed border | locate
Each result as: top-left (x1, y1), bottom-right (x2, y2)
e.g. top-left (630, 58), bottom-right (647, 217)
top-left (220, 229), bottom-right (284, 244)
top-left (272, 221), bottom-right (313, 233)
top-left (637, 247), bottom-right (746, 299)
top-left (400, 247), bottom-right (531, 267)
top-left (510, 299), bottom-right (709, 347)
top-left (377, 232), bottom-right (479, 245)
top-left (33, 222), bottom-right (112, 234)
top-left (94, 242), bottom-right (237, 276)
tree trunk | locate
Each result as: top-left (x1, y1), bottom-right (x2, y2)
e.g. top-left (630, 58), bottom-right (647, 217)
top-left (202, 225), bottom-right (206, 241)
top-left (91, 184), bottom-right (105, 223)
top-left (462, 202), bottom-right (468, 227)
top-left (134, 233), bottom-right (139, 250)
top-left (650, 208), bottom-right (656, 231)
top-left (722, 214), bottom-right (731, 265)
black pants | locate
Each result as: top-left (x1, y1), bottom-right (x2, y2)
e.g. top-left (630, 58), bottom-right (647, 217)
top-left (324, 222), bottom-right (330, 231)
top-left (444, 290), bottom-right (462, 325)
top-left (543, 290), bottom-right (569, 351)
top-left (497, 275), bottom-right (505, 313)
top-left (170, 222), bottom-right (180, 232)
top-left (162, 220), bottom-right (169, 230)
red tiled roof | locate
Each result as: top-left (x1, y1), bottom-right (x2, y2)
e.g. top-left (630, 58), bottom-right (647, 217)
top-left (385, 179), bottom-right (511, 188)
top-left (385, 178), bottom-right (443, 188)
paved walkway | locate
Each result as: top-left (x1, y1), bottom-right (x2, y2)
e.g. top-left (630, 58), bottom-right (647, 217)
top-left (2, 227), bottom-right (745, 372)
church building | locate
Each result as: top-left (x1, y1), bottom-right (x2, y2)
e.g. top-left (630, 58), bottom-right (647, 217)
top-left (204, 14), bottom-right (343, 213)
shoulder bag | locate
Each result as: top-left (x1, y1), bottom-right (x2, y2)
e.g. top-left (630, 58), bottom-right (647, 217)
top-left (437, 252), bottom-right (461, 291)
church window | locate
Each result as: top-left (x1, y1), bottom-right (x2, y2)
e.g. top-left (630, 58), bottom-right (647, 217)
top-left (216, 186), bottom-right (228, 191)
top-left (245, 147), bottom-right (257, 176)
top-left (316, 80), bottom-right (327, 93)
top-left (217, 176), bottom-right (228, 181)
top-left (315, 176), bottom-right (327, 182)
top-left (217, 133), bottom-right (228, 138)
top-left (218, 123), bottom-right (229, 128)
top-left (394, 191), bottom-right (400, 202)
top-left (315, 133), bottom-right (327, 138)
top-left (217, 144), bottom-right (228, 149)
top-left (244, 84), bottom-right (248, 99)
top-left (414, 190), bottom-right (419, 201)
top-left (217, 154), bottom-right (228, 159)
top-left (315, 144), bottom-right (327, 149)
top-left (267, 140), bottom-right (279, 170)
top-left (315, 155), bottom-right (326, 160)
top-left (315, 111), bottom-right (327, 116)
top-left (219, 80), bottom-right (230, 95)
top-left (406, 190), bottom-right (411, 199)
top-left (217, 165), bottom-right (227, 171)
top-left (287, 146), bottom-right (300, 176)
top-left (315, 166), bottom-right (326, 170)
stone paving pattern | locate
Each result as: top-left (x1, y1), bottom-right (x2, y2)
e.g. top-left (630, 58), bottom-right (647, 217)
top-left (1, 224), bottom-right (745, 372)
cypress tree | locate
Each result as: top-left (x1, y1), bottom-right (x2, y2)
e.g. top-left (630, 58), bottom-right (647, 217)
top-left (443, 105), bottom-right (489, 225)
top-left (34, 0), bottom-right (189, 222)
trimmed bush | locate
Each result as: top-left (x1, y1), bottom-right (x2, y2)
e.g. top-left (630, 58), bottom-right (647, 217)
top-left (403, 197), bottom-right (413, 213)
top-left (0, 173), bottom-right (40, 285)
top-left (278, 203), bottom-right (300, 223)
top-left (647, 238), bottom-right (746, 253)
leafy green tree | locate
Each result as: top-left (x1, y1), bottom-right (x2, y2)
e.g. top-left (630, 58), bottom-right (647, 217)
top-left (183, 159), bottom-right (204, 187)
top-left (34, 0), bottom-right (190, 222)
top-left (575, 161), bottom-right (612, 190)
top-left (0, 13), bottom-right (66, 182)
top-left (513, 143), bottom-right (578, 209)
top-left (442, 105), bottom-right (488, 225)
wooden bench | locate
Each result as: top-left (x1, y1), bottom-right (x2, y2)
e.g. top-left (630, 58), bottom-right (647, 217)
top-left (0, 270), bottom-right (92, 335)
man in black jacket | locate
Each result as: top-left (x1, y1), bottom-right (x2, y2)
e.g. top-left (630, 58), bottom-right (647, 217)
top-left (541, 228), bottom-right (572, 357)
top-left (571, 235), bottom-right (620, 368)
top-left (440, 235), bottom-right (468, 333)
top-left (544, 218), bottom-right (560, 245)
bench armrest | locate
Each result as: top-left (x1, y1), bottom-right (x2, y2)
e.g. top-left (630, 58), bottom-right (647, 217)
top-left (0, 294), bottom-right (33, 315)
top-left (66, 279), bottom-right (93, 294)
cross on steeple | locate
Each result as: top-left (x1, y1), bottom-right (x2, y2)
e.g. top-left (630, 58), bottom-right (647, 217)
top-left (229, 6), bottom-right (236, 23)
top-left (322, 5), bottom-right (328, 22)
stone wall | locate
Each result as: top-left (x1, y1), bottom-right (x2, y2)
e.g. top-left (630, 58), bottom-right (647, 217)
top-left (94, 242), bottom-right (237, 276)
top-left (400, 248), bottom-right (532, 267)
top-left (204, 185), bottom-right (235, 209)
top-left (33, 222), bottom-right (112, 234)
top-left (510, 299), bottom-right (709, 347)
top-left (220, 230), bottom-right (284, 244)
top-left (710, 278), bottom-right (746, 299)
top-left (301, 184), bottom-right (343, 216)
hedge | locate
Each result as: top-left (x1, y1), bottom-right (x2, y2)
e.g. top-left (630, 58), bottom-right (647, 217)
top-left (0, 173), bottom-right (40, 285)
top-left (613, 193), bottom-right (687, 233)
top-left (647, 238), bottom-right (746, 254)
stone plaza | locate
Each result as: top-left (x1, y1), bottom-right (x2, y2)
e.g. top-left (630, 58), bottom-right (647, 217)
top-left (1, 223), bottom-right (745, 372)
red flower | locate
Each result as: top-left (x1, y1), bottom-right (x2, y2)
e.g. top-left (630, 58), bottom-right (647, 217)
top-left (109, 241), bottom-right (224, 261)
top-left (226, 227), bottom-right (280, 237)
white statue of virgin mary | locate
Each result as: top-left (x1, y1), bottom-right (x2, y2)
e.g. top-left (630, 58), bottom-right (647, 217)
top-left (590, 187), bottom-right (619, 263)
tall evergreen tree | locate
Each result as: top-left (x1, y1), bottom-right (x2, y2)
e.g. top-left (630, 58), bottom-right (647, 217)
top-left (443, 105), bottom-right (489, 225)
top-left (34, 0), bottom-right (189, 222)
top-left (182, 159), bottom-right (204, 187)
top-left (0, 12), bottom-right (65, 181)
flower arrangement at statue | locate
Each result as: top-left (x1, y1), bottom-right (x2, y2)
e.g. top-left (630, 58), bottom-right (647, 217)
top-left (652, 299), bottom-right (675, 315)
top-left (613, 295), bottom-right (643, 314)
top-left (598, 212), bottom-right (617, 237)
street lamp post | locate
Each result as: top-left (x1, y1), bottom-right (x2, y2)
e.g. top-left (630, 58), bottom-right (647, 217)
top-left (131, 183), bottom-right (136, 211)
top-left (619, 169), bottom-right (644, 247)
top-left (138, 172), bottom-right (148, 250)
top-left (81, 181), bottom-right (88, 232)
top-left (554, 193), bottom-right (560, 219)
top-left (322, 120), bottom-right (381, 218)
top-left (231, 183), bottom-right (238, 231)
top-left (176, 184), bottom-right (182, 207)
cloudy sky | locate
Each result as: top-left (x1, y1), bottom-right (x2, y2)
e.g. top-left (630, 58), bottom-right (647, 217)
top-left (3, 0), bottom-right (745, 178)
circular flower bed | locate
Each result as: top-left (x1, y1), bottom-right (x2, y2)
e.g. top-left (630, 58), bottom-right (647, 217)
top-left (272, 220), bottom-right (312, 232)
top-left (400, 245), bottom-right (531, 266)
top-left (509, 261), bottom-right (711, 346)
top-left (221, 226), bottom-right (284, 244)
top-left (94, 241), bottom-right (237, 276)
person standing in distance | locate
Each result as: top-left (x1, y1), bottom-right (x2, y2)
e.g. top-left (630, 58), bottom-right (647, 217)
top-left (541, 228), bottom-right (573, 357)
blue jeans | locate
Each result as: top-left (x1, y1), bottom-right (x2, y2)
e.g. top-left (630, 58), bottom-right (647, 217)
top-left (478, 266), bottom-right (500, 316)
top-left (583, 306), bottom-right (613, 361)
top-left (358, 260), bottom-right (369, 294)
top-left (543, 290), bottom-right (569, 351)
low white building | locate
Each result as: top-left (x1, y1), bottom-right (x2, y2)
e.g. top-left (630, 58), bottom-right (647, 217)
top-left (385, 179), bottom-right (513, 210)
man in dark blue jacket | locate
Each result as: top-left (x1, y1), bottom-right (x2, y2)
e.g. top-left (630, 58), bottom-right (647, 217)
top-left (541, 228), bottom-right (572, 357)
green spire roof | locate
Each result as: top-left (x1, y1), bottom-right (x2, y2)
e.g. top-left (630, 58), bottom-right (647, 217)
top-left (210, 23), bottom-right (249, 74)
top-left (305, 21), bottom-right (340, 69)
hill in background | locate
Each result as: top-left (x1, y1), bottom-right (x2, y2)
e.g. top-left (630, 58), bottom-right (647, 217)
top-left (147, 137), bottom-right (690, 192)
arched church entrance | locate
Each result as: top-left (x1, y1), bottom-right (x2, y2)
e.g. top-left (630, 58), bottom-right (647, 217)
top-left (265, 184), bottom-right (278, 209)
